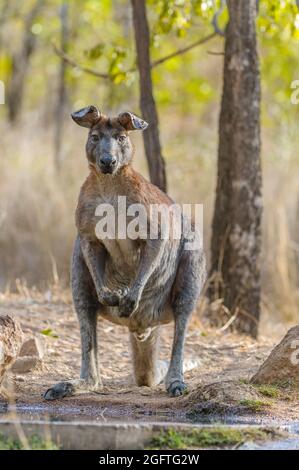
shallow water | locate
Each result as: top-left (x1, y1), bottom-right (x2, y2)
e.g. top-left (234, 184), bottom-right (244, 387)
top-left (1, 402), bottom-right (299, 449)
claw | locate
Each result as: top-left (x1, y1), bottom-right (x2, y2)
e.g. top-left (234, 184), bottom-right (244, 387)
top-left (43, 381), bottom-right (75, 400)
top-left (167, 380), bottom-right (187, 397)
top-left (119, 289), bottom-right (140, 318)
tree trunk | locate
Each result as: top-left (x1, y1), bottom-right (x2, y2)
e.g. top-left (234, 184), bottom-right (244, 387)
top-left (54, 1), bottom-right (69, 171)
top-left (7, 0), bottom-right (43, 123)
top-left (131, 0), bottom-right (167, 192)
top-left (0, 1), bottom-right (10, 48)
top-left (209, 0), bottom-right (262, 338)
top-left (295, 193), bottom-right (299, 284)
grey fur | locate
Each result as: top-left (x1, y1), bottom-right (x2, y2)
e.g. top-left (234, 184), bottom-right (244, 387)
top-left (44, 109), bottom-right (206, 401)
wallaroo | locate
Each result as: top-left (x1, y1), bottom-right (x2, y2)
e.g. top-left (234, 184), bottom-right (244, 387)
top-left (44, 105), bottom-right (206, 399)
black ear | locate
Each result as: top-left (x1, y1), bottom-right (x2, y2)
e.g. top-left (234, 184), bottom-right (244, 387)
top-left (118, 112), bottom-right (148, 131)
top-left (71, 105), bottom-right (101, 128)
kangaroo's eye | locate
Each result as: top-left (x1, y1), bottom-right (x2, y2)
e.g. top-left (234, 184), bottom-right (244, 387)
top-left (118, 135), bottom-right (126, 143)
top-left (91, 134), bottom-right (99, 143)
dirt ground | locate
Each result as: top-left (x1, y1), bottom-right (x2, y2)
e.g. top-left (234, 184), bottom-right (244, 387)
top-left (0, 288), bottom-right (298, 423)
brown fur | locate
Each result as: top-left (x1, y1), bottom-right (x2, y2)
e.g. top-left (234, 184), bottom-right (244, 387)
top-left (43, 107), bottom-right (206, 401)
top-left (76, 164), bottom-right (173, 237)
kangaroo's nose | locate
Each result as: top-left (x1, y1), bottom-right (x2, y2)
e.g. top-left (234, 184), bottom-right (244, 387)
top-left (100, 155), bottom-right (116, 167)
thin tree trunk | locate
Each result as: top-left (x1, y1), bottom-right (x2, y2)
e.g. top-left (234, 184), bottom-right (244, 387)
top-left (131, 0), bottom-right (167, 192)
top-left (7, 0), bottom-right (43, 123)
top-left (295, 193), bottom-right (299, 284)
top-left (54, 2), bottom-right (69, 171)
top-left (0, 1), bottom-right (10, 48)
top-left (209, 0), bottom-right (262, 338)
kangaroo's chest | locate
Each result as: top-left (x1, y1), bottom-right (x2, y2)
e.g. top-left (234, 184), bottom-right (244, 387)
top-left (93, 194), bottom-right (141, 270)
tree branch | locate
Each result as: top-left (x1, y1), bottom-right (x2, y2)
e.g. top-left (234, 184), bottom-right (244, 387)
top-left (151, 32), bottom-right (217, 67)
top-left (53, 44), bottom-right (110, 79)
top-left (207, 50), bottom-right (225, 56)
top-left (53, 31), bottom-right (218, 80)
top-left (212, 0), bottom-right (226, 37)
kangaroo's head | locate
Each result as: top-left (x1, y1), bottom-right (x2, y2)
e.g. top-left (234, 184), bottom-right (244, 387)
top-left (71, 106), bottom-right (148, 175)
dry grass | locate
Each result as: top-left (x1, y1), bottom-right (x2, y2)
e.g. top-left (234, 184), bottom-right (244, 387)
top-left (0, 110), bottom-right (298, 332)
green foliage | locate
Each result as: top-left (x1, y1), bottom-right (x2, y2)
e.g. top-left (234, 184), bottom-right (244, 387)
top-left (0, 433), bottom-right (59, 450)
top-left (258, 0), bottom-right (298, 39)
top-left (239, 399), bottom-right (271, 411)
top-left (1, 0), bottom-right (299, 128)
top-left (239, 378), bottom-right (250, 385)
top-left (255, 385), bottom-right (280, 398)
top-left (40, 328), bottom-right (58, 338)
top-left (150, 0), bottom-right (198, 38)
top-left (84, 43), bottom-right (105, 60)
top-left (148, 427), bottom-right (272, 449)
top-left (257, 0), bottom-right (299, 127)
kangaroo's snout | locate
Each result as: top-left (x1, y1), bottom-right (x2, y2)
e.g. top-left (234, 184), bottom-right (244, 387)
top-left (99, 154), bottom-right (117, 174)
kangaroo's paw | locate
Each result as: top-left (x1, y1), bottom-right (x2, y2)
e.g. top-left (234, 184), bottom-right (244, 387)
top-left (43, 379), bottom-right (102, 401)
top-left (166, 379), bottom-right (187, 397)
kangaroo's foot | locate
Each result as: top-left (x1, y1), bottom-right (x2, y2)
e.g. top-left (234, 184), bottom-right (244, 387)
top-left (164, 358), bottom-right (200, 397)
top-left (165, 377), bottom-right (187, 397)
top-left (43, 379), bottom-right (102, 401)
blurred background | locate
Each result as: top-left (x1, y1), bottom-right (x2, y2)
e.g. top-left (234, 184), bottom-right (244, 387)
top-left (0, 0), bottom-right (298, 331)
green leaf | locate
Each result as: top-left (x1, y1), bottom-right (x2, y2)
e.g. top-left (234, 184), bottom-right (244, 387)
top-left (84, 43), bottom-right (105, 60)
top-left (40, 328), bottom-right (58, 338)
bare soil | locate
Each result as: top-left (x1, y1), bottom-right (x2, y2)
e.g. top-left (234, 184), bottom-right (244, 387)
top-left (0, 288), bottom-right (298, 423)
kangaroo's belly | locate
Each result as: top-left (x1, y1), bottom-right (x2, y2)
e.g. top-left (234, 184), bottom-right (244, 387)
top-left (99, 238), bottom-right (180, 332)
top-left (100, 300), bottom-right (174, 332)
top-left (99, 276), bottom-right (175, 331)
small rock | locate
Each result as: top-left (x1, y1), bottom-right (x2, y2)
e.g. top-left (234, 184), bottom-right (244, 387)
top-left (15, 375), bottom-right (26, 382)
top-left (0, 315), bottom-right (23, 385)
top-left (11, 356), bottom-right (41, 374)
top-left (19, 335), bottom-right (46, 360)
top-left (251, 325), bottom-right (299, 387)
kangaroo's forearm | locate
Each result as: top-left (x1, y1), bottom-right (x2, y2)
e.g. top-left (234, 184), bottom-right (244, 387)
top-left (80, 237), bottom-right (106, 294)
top-left (131, 239), bottom-right (166, 292)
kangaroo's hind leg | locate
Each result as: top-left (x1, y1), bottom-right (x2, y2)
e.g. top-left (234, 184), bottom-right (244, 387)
top-left (130, 327), bottom-right (168, 387)
top-left (166, 248), bottom-right (206, 397)
top-left (44, 236), bottom-right (101, 400)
